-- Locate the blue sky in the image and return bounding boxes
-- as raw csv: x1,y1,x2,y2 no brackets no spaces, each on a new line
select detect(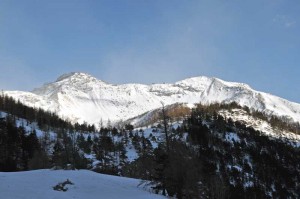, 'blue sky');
0,0,299,102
